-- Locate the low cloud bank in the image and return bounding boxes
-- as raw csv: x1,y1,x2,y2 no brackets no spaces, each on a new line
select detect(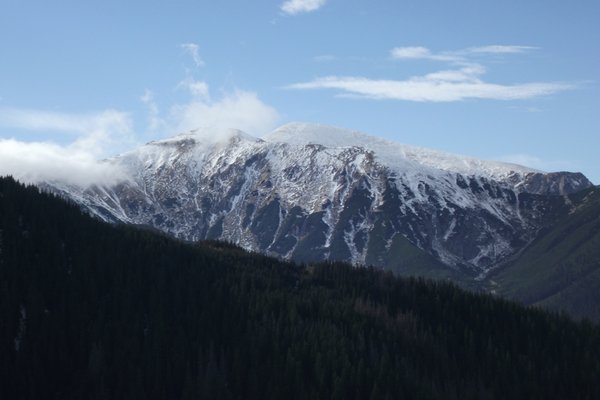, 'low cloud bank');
0,108,132,187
